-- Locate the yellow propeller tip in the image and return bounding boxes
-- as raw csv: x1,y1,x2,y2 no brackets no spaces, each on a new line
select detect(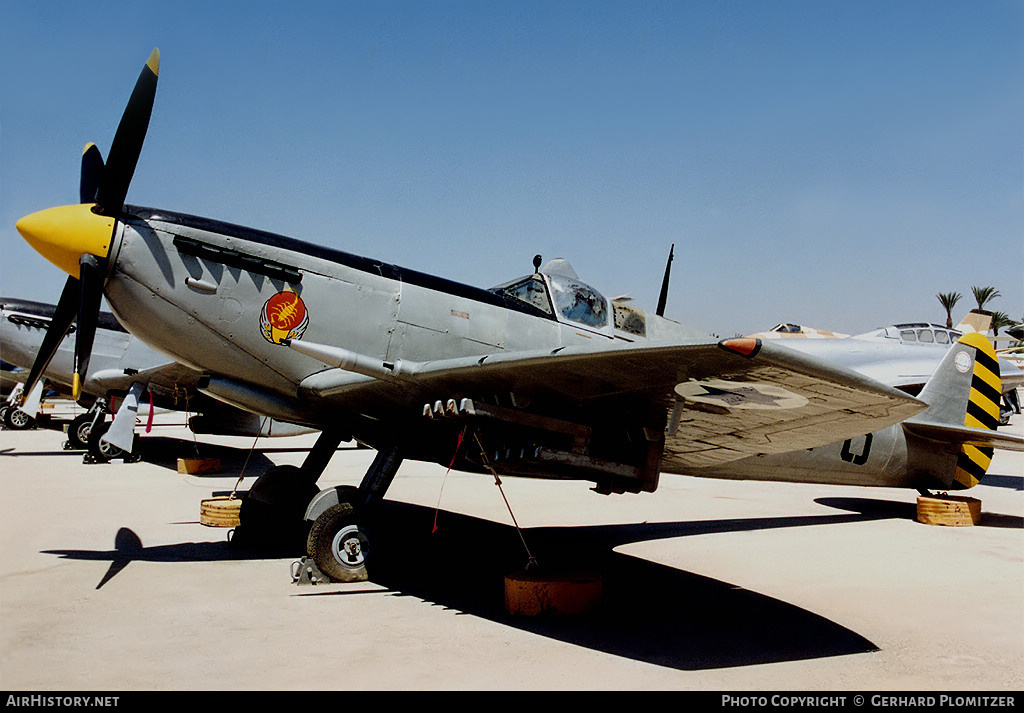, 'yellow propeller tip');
147,48,160,76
